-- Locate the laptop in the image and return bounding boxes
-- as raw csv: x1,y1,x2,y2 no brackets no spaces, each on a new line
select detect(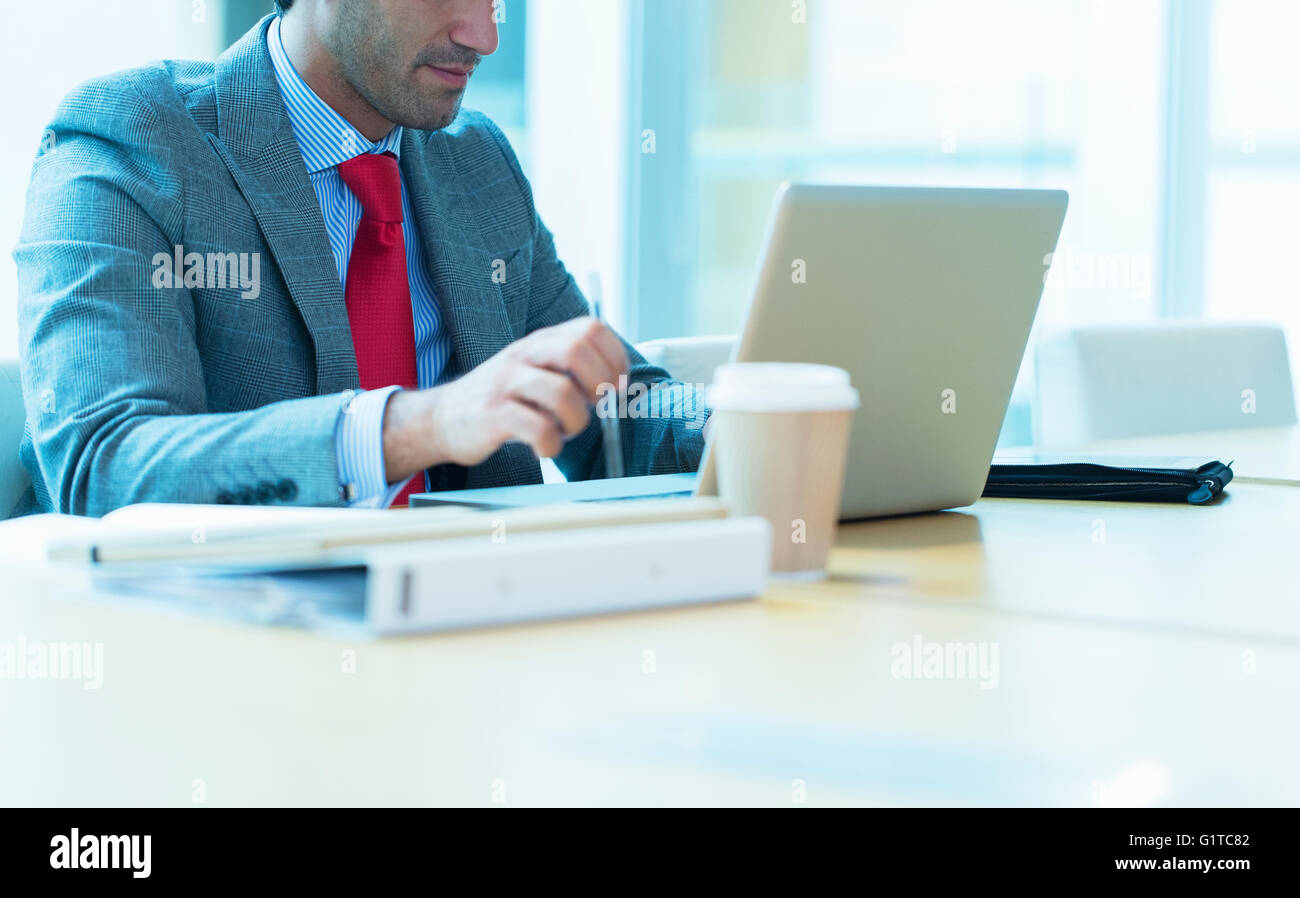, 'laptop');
413,183,1069,519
